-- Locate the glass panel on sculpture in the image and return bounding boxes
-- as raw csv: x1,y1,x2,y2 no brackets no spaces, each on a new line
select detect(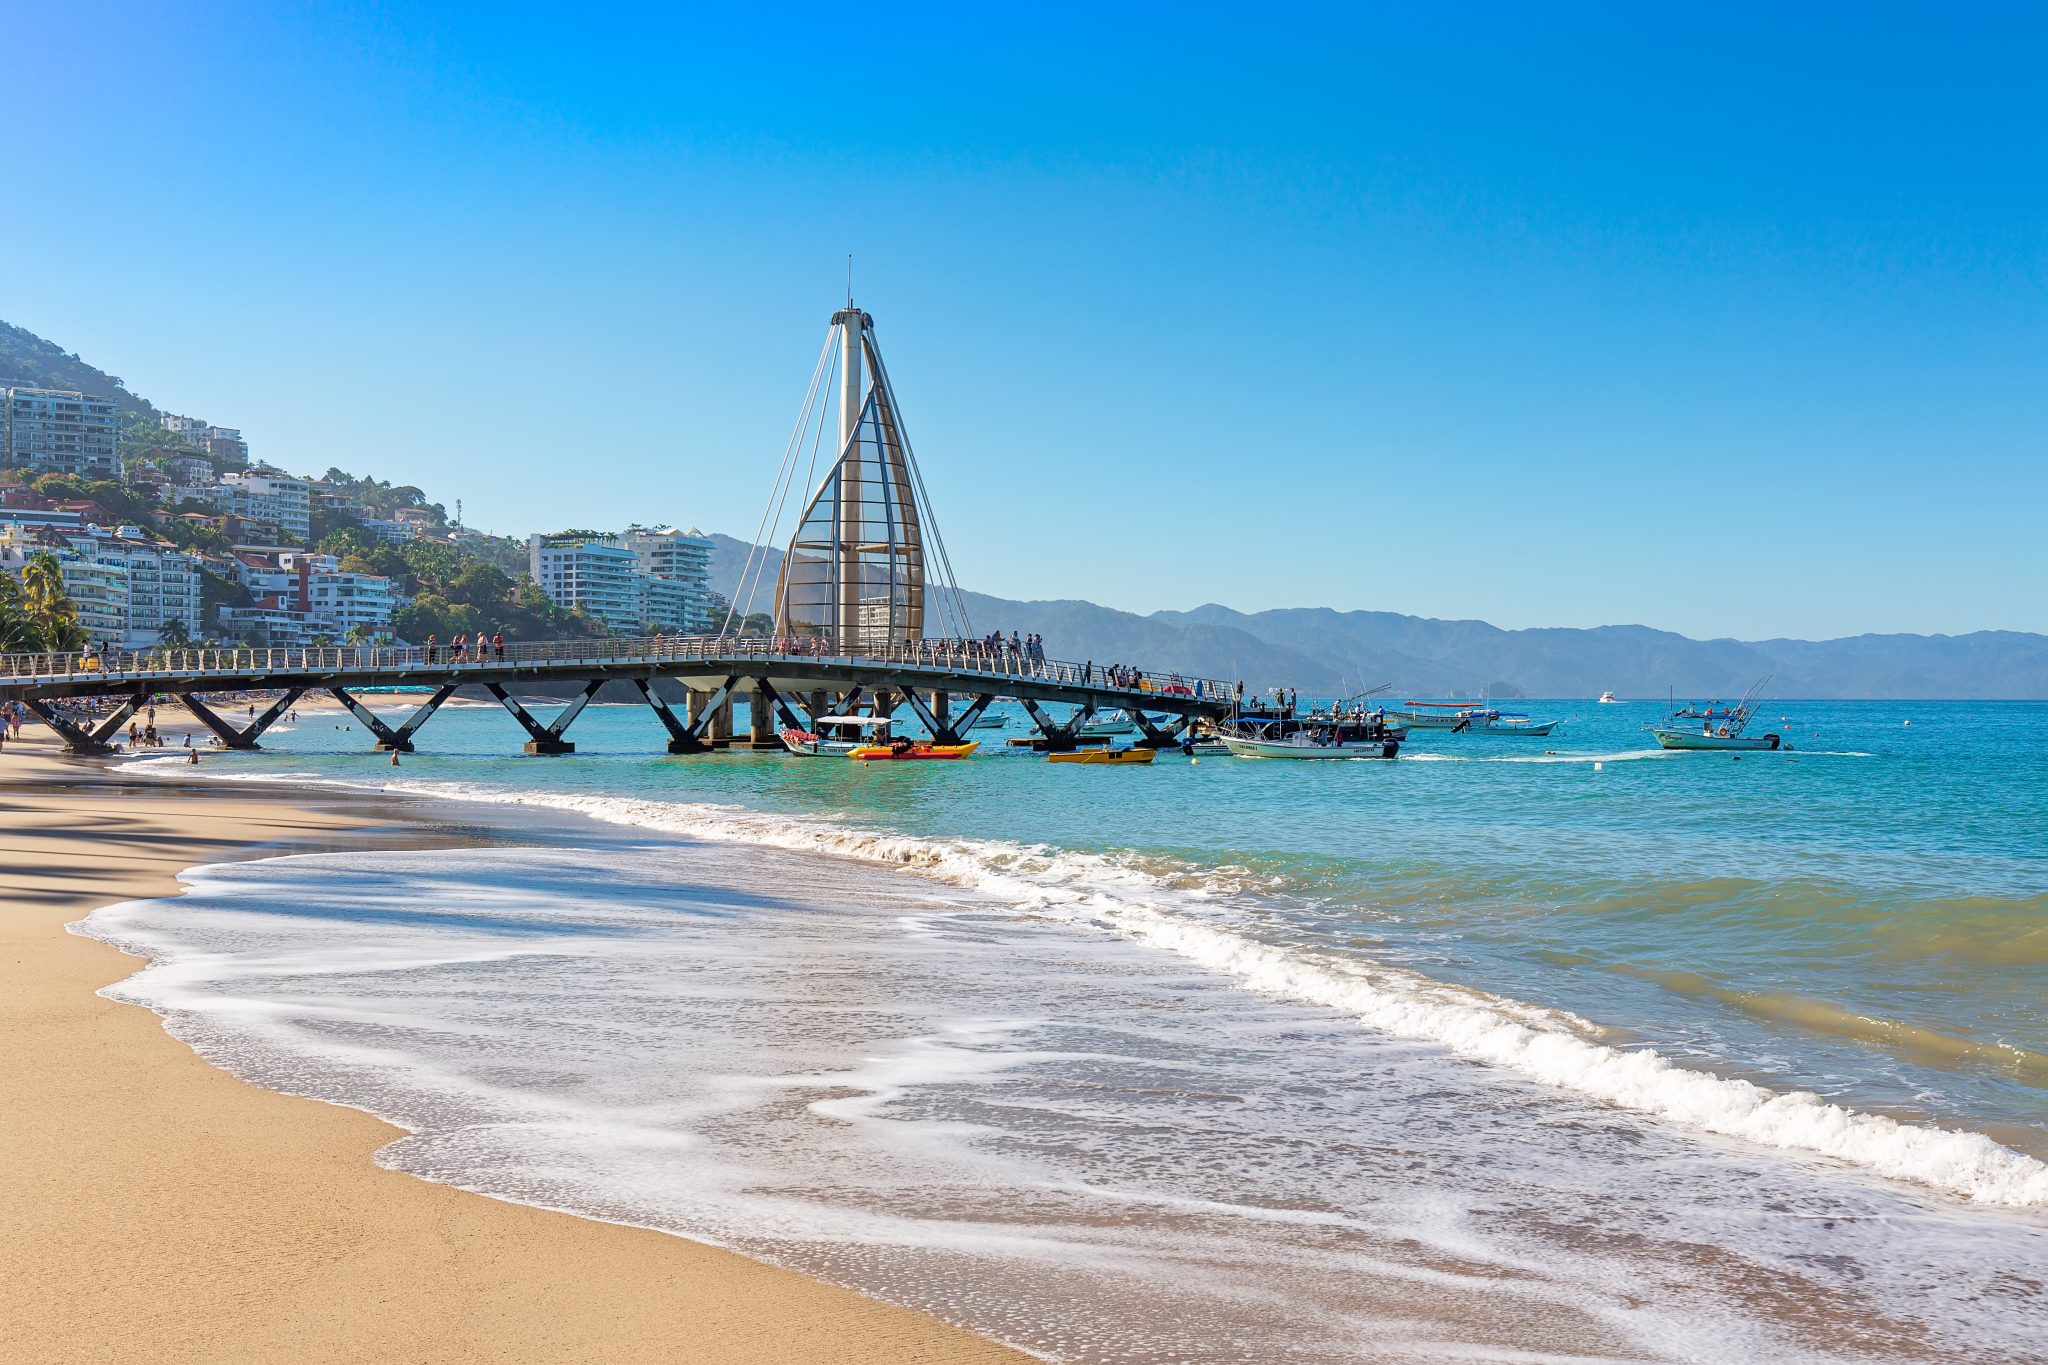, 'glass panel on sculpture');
773,384,923,649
